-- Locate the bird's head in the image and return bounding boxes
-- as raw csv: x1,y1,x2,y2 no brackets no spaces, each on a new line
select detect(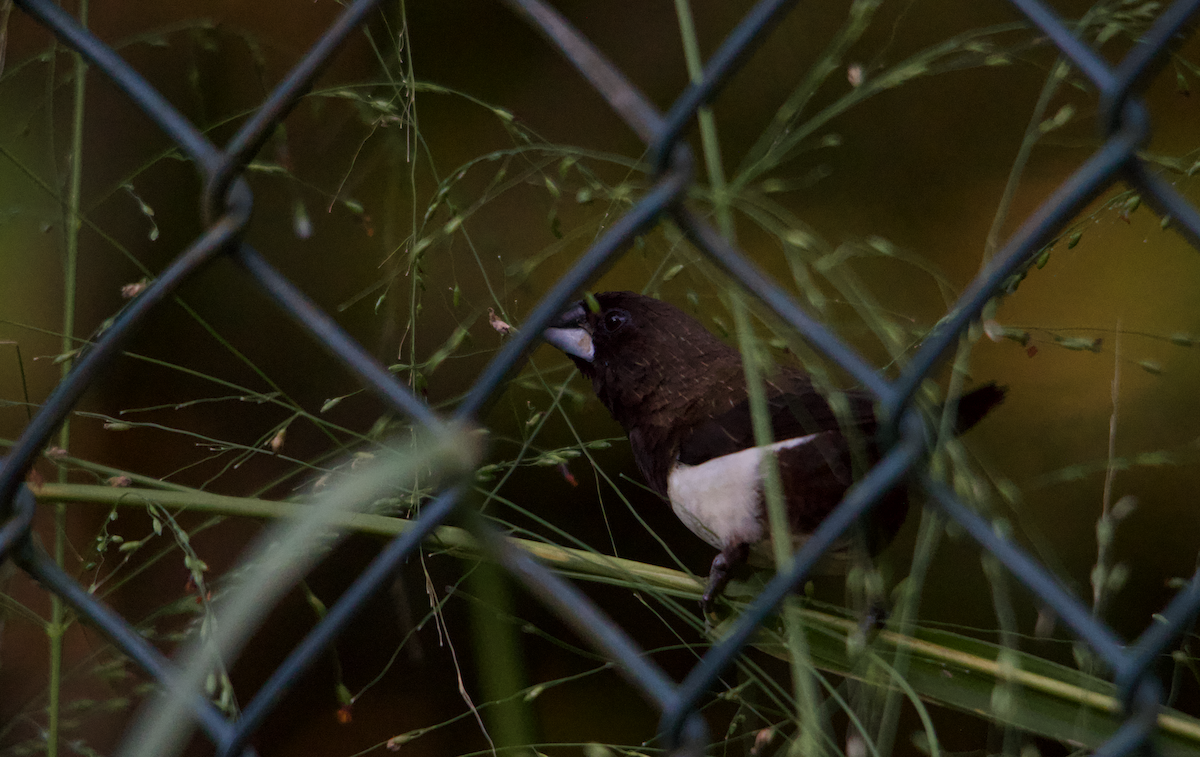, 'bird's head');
542,291,743,429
